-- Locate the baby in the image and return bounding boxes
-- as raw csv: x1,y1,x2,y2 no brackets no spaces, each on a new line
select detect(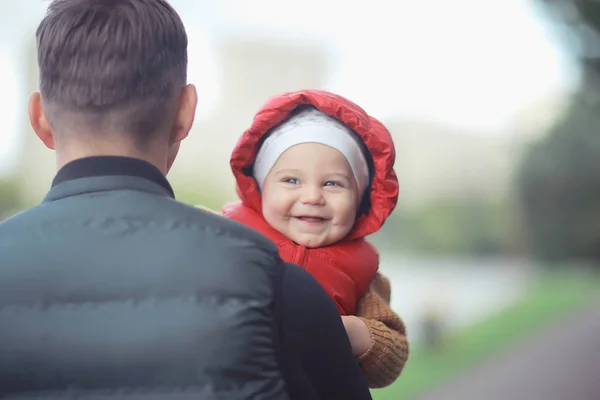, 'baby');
222,89,409,388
